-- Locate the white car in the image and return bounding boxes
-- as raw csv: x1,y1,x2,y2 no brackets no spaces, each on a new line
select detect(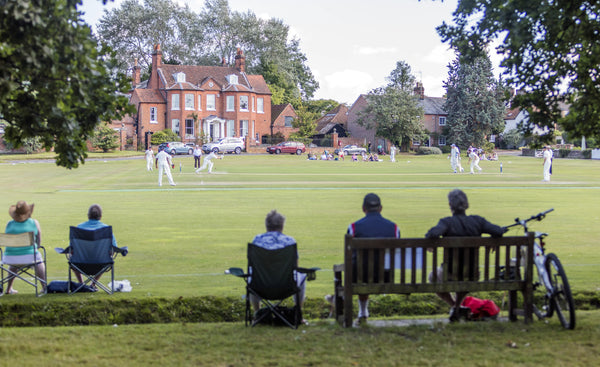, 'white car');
202,137,245,154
